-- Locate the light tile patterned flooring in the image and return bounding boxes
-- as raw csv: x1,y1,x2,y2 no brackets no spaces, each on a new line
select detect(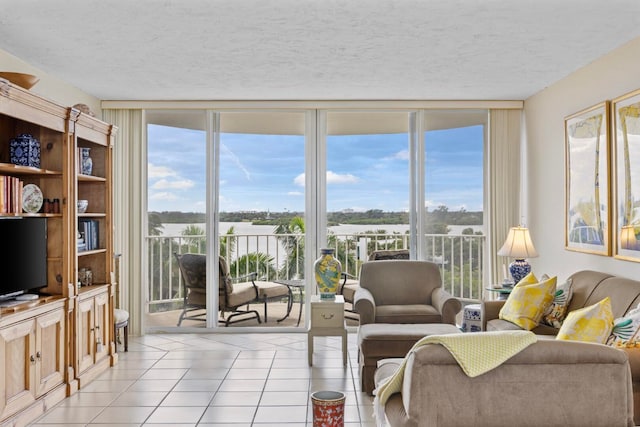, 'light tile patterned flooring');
30,332,376,426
